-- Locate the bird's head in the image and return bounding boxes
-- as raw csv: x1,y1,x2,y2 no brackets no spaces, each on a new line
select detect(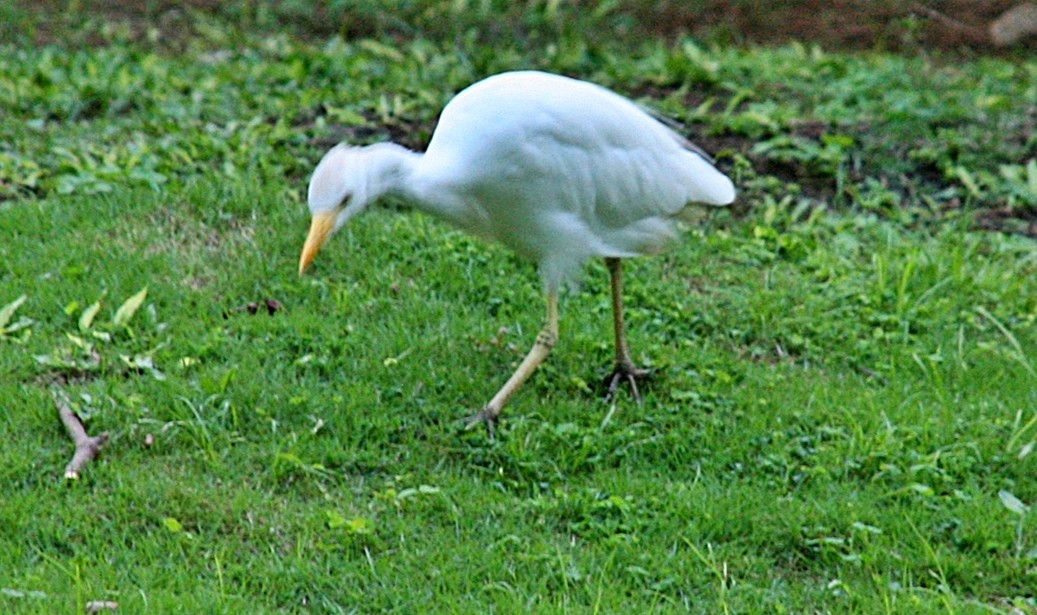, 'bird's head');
298,144,379,275
299,143,415,274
